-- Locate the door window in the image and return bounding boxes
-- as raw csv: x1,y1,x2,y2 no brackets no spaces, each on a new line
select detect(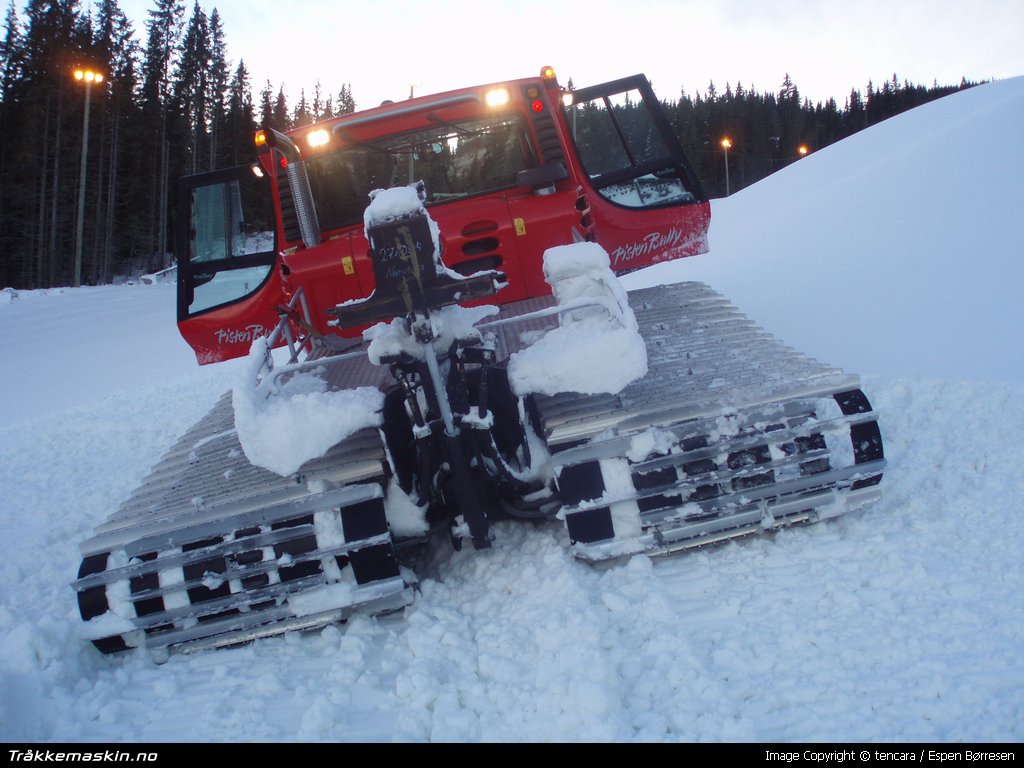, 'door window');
566,80,699,209
178,166,277,317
